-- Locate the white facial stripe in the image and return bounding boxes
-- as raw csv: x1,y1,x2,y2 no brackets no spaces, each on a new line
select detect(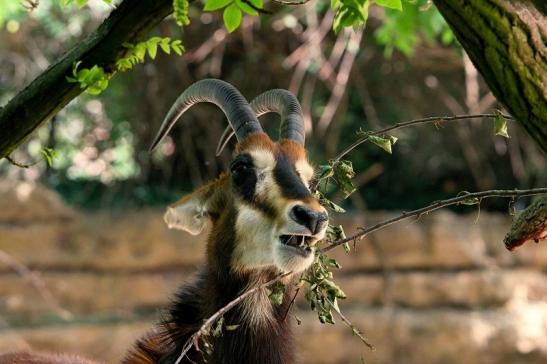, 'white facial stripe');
248,149,275,170
233,205,277,270
295,159,314,185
